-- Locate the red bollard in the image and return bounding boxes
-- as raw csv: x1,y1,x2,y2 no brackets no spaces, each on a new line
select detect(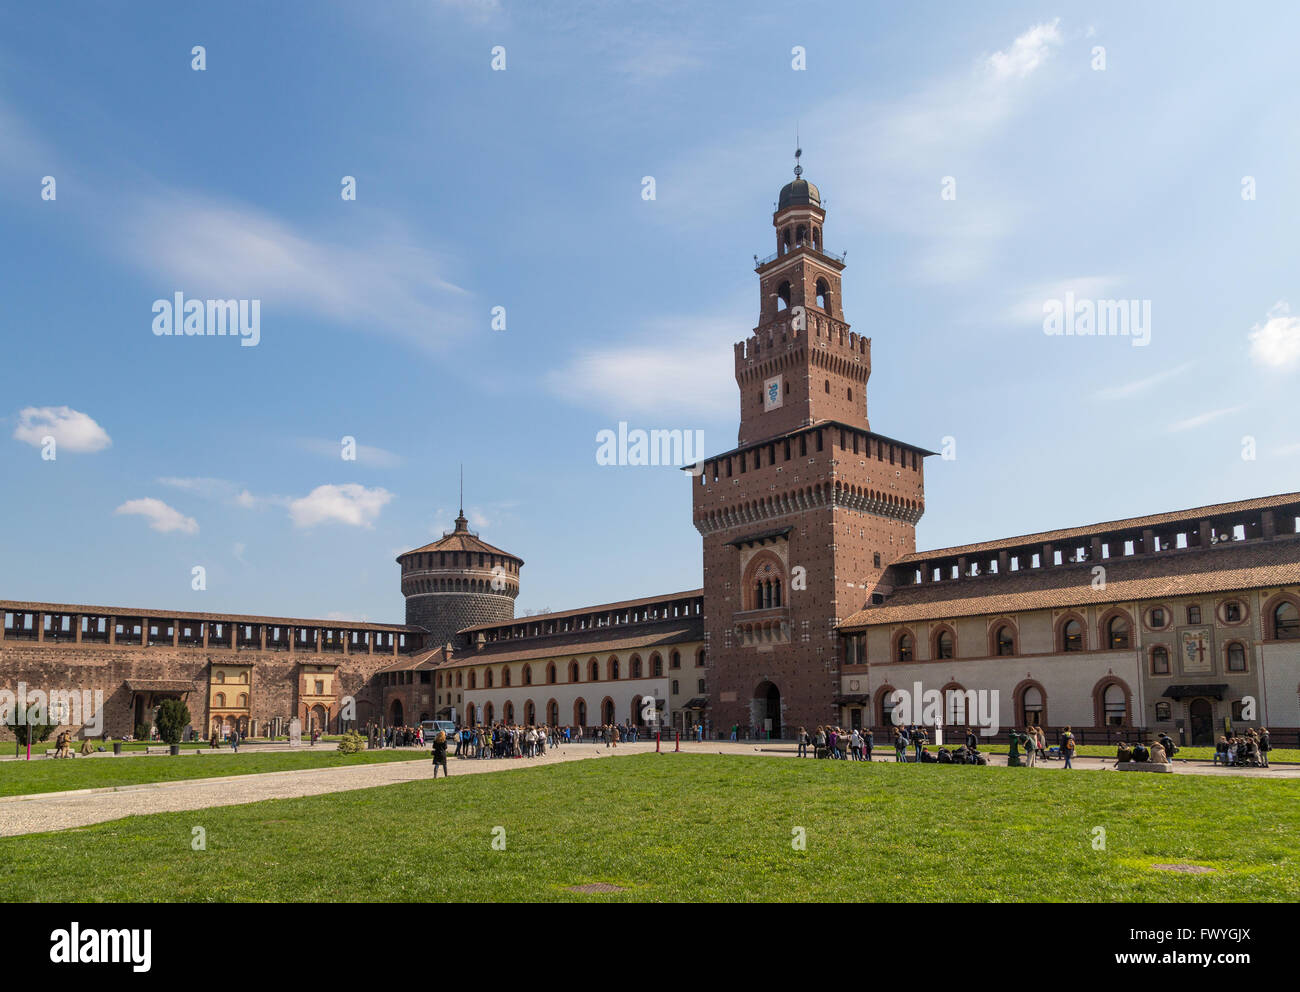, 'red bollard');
675,731,680,752
656,731,661,753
